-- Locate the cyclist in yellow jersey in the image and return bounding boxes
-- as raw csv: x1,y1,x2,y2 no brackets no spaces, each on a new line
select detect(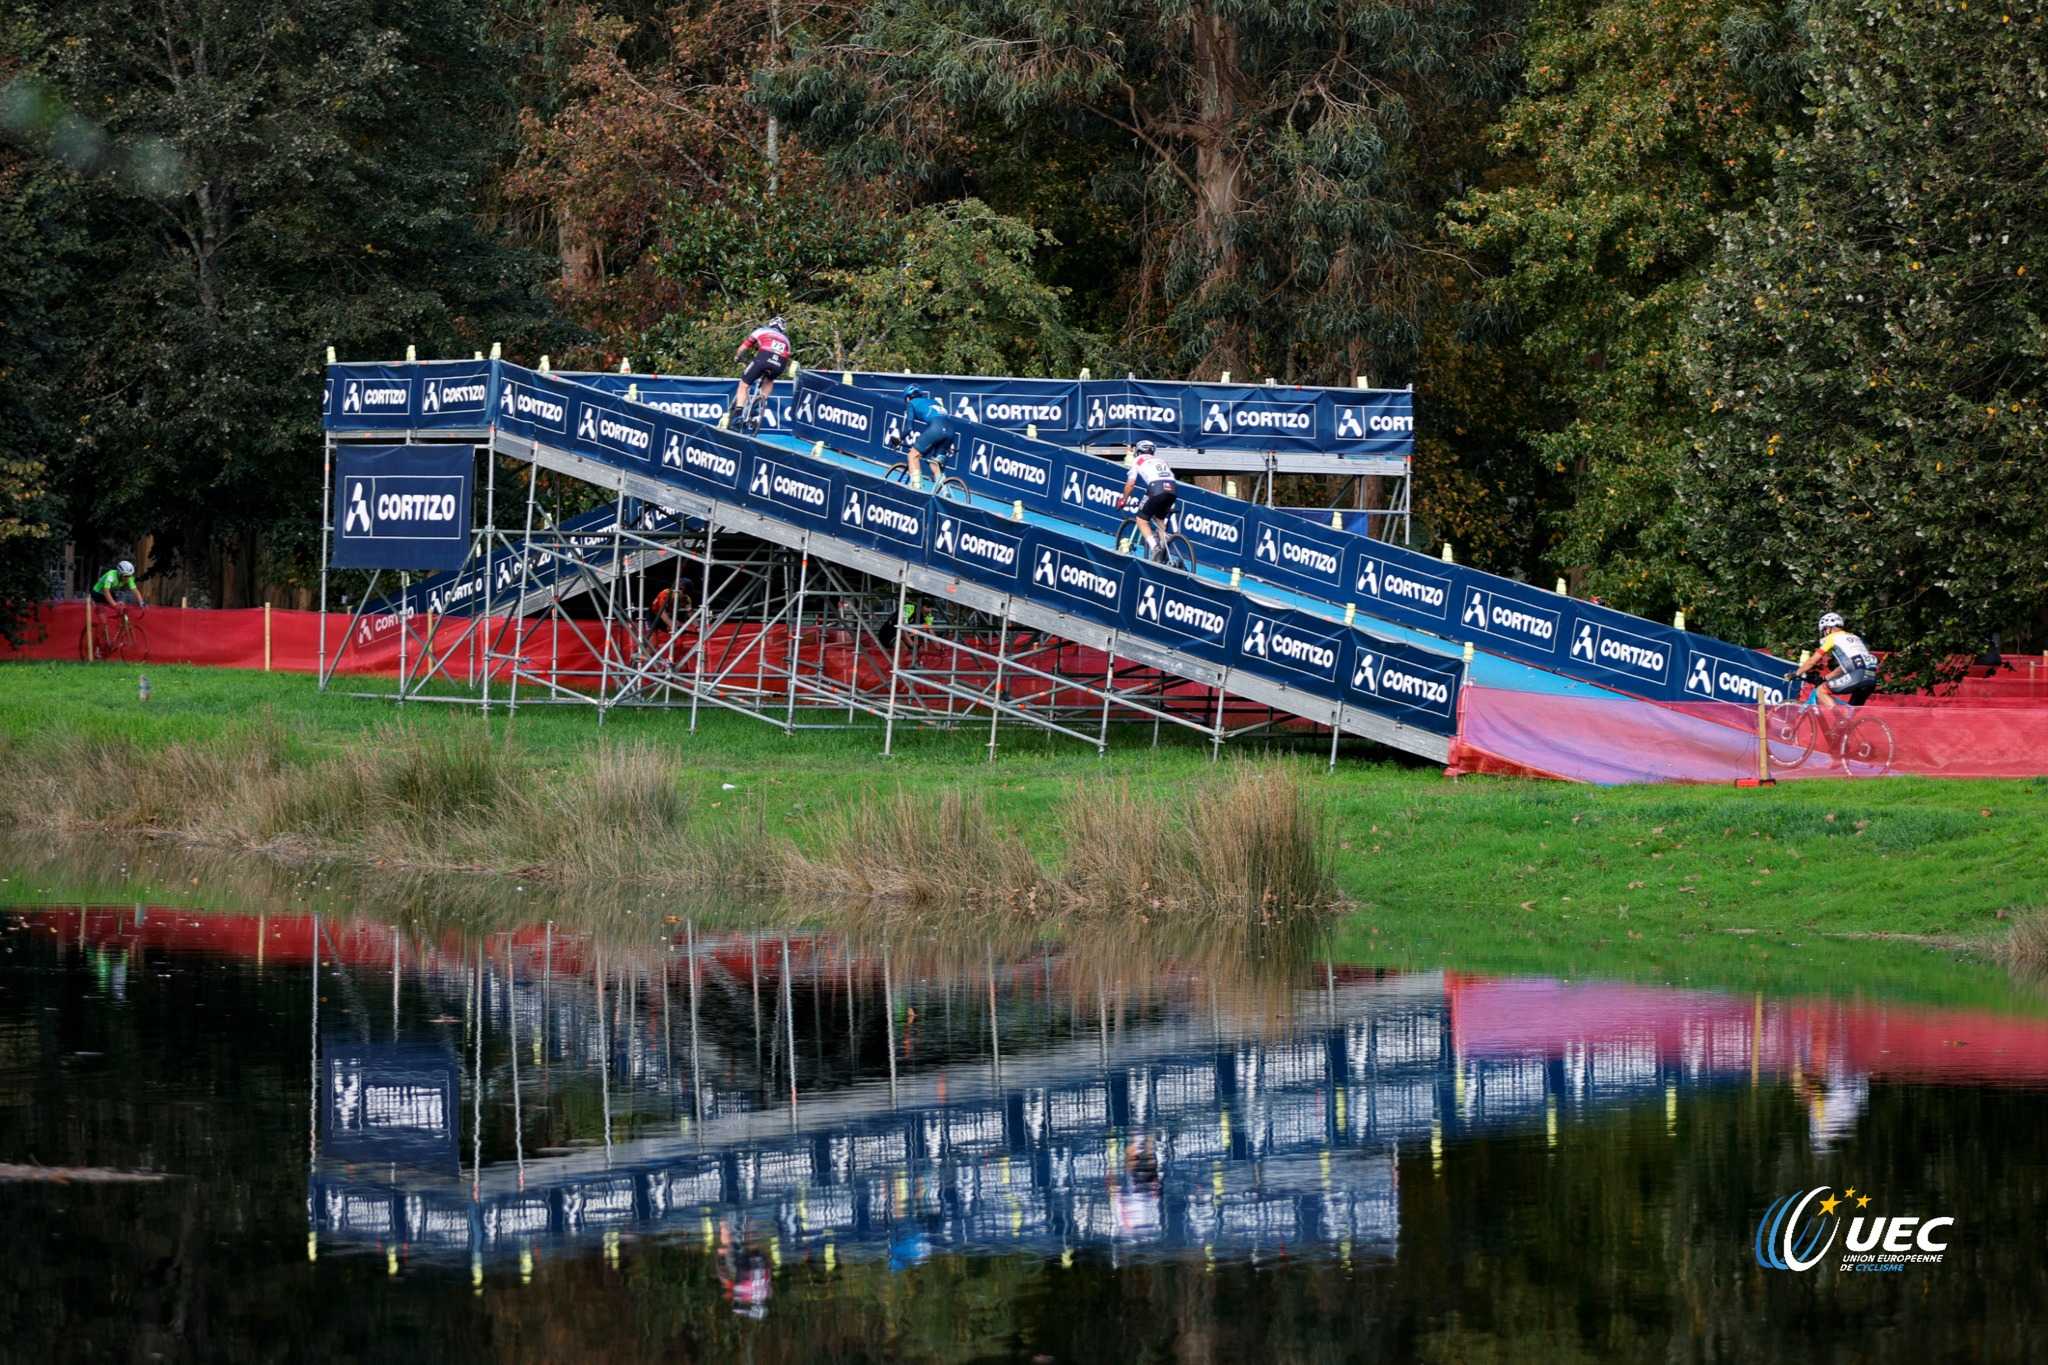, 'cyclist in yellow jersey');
1803,611,1878,713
